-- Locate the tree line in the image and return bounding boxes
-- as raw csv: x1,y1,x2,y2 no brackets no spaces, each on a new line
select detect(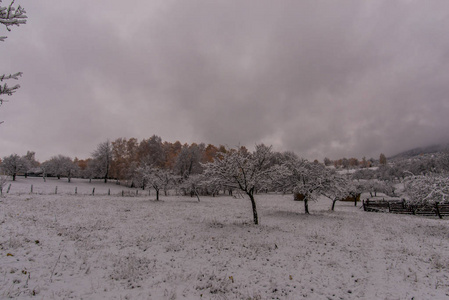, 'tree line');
1,137,449,225
0,136,225,183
